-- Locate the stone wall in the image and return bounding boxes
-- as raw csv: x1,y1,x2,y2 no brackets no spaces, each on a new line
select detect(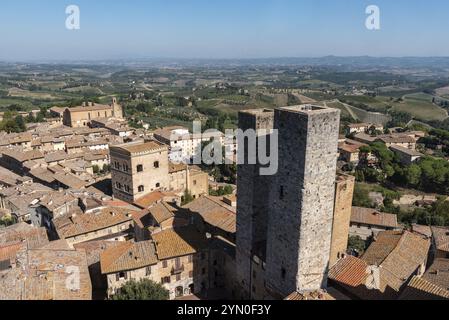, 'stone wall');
235,109,274,299
265,106,340,296
329,174,355,267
